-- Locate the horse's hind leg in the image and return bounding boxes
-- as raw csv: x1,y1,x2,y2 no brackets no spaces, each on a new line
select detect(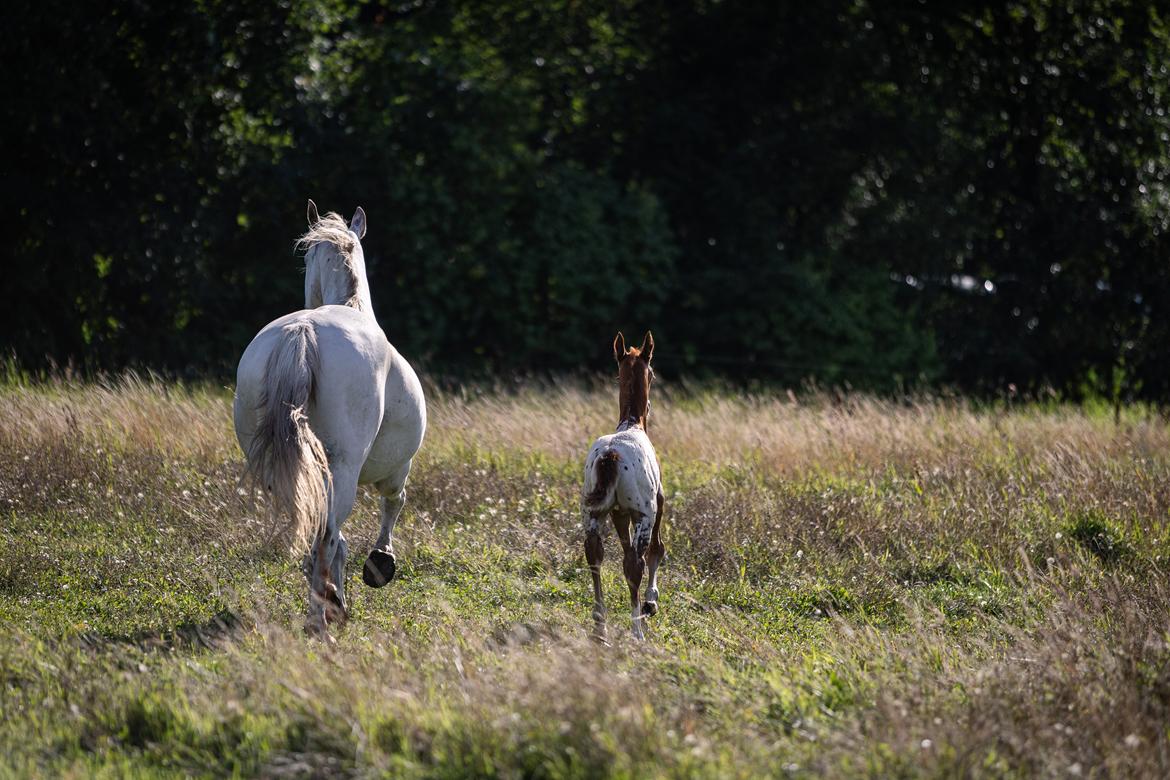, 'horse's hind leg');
306,465,359,636
584,510,607,641
364,461,412,588
614,512,645,640
642,492,665,618
328,529,349,618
